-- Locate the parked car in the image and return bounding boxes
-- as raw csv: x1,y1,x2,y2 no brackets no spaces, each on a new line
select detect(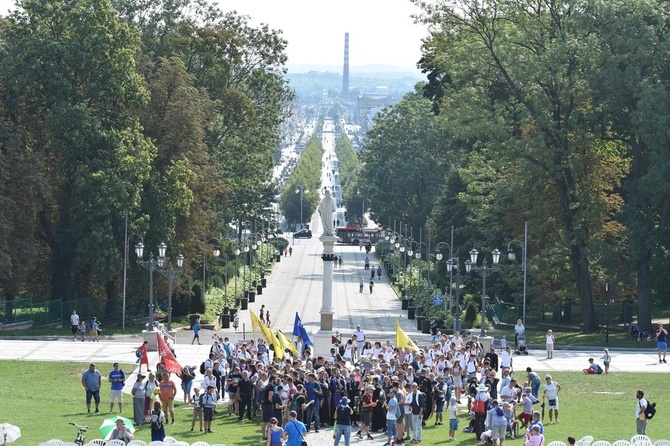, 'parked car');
293,229,313,239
